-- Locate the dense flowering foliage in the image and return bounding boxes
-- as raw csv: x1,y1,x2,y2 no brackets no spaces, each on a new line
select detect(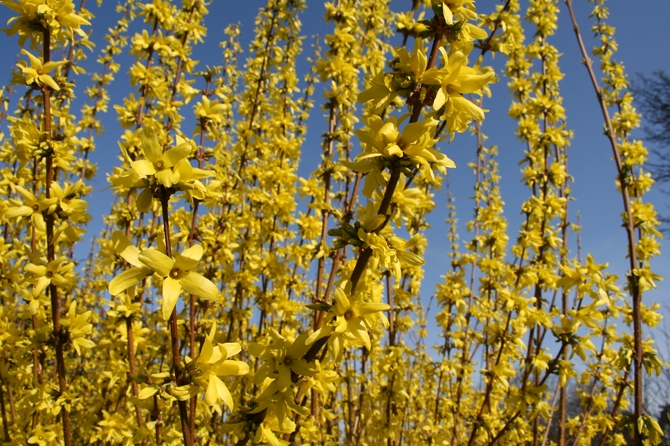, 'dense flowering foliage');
0,0,665,445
